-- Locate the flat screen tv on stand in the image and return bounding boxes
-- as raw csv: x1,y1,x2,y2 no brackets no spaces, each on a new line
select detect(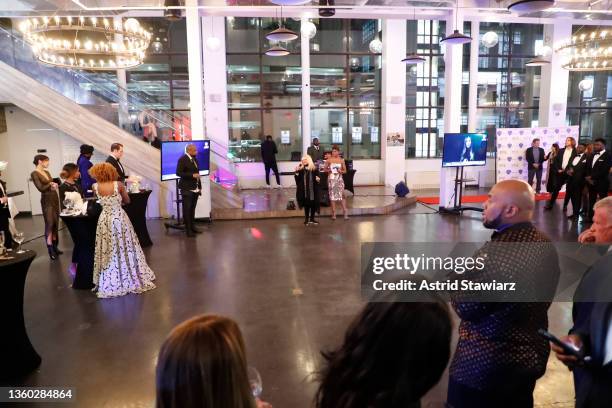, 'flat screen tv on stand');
439,133,487,215
160,140,211,230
